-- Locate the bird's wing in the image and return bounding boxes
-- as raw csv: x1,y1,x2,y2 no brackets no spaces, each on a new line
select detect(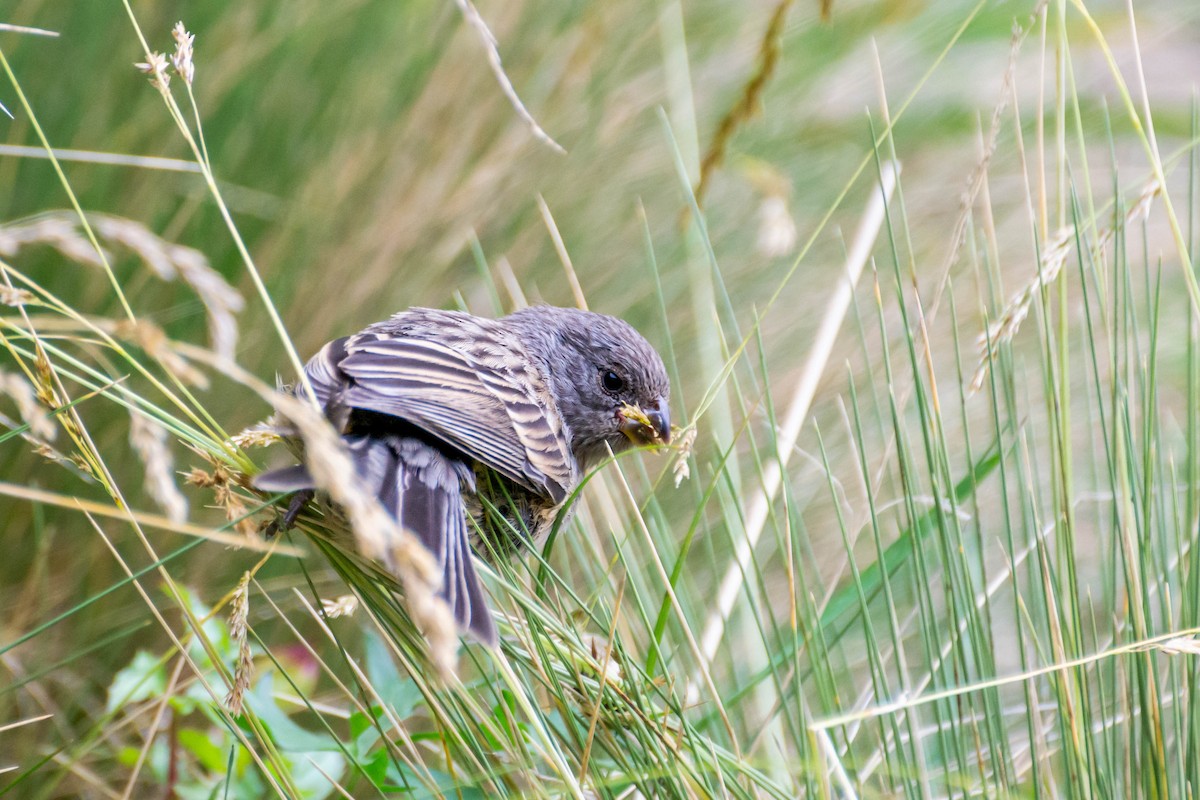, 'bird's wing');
325,323,574,504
